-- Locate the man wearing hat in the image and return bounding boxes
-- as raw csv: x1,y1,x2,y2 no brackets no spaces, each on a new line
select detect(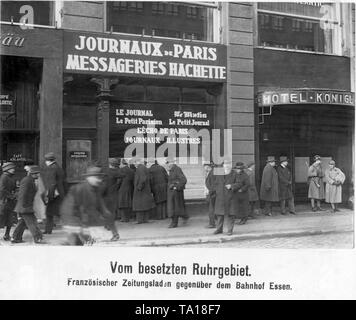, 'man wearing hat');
233,162,250,225
0,162,17,241
132,158,155,224
166,157,188,228
260,156,279,216
277,156,296,215
203,161,216,228
60,165,120,245
149,158,168,220
324,160,345,213
245,162,260,219
12,166,43,244
117,158,134,222
308,155,325,211
102,158,120,220
41,152,65,234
